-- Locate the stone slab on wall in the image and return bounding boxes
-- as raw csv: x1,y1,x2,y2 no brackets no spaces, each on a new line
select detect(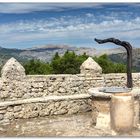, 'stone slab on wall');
0,99,91,121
